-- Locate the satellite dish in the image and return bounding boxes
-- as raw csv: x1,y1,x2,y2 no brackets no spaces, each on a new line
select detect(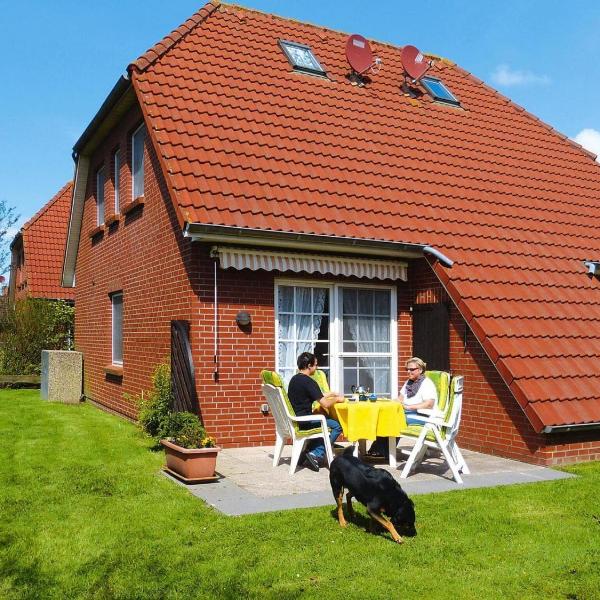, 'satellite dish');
346,34,374,74
401,45,431,82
